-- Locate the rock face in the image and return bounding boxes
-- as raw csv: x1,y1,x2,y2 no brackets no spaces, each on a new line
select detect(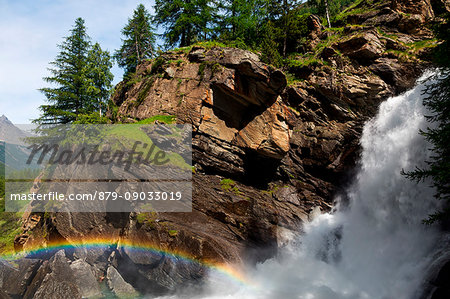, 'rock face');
340,0,439,35
115,46,290,162
7,0,447,297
